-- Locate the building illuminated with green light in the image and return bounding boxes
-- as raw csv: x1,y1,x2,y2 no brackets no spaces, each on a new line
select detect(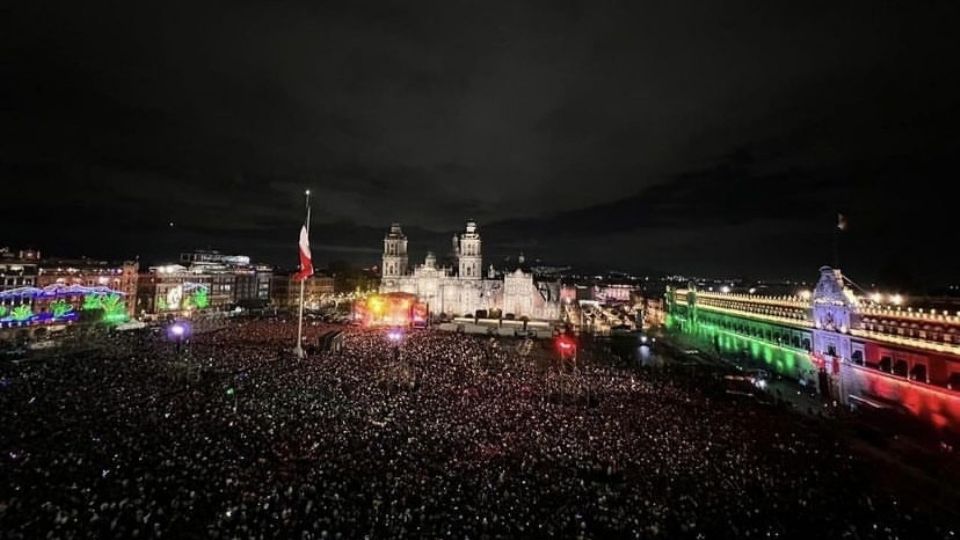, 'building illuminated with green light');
665,285,818,381
664,266,960,431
